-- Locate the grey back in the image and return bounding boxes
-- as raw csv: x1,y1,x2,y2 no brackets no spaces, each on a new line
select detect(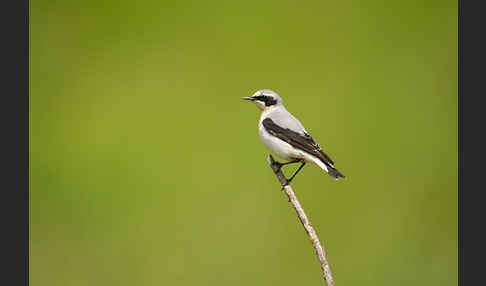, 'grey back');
266,105,308,135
